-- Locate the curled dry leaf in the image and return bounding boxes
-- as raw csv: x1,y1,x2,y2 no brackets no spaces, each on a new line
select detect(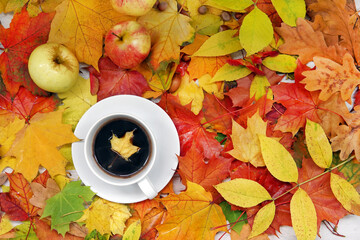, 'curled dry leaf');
29,178,60,211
